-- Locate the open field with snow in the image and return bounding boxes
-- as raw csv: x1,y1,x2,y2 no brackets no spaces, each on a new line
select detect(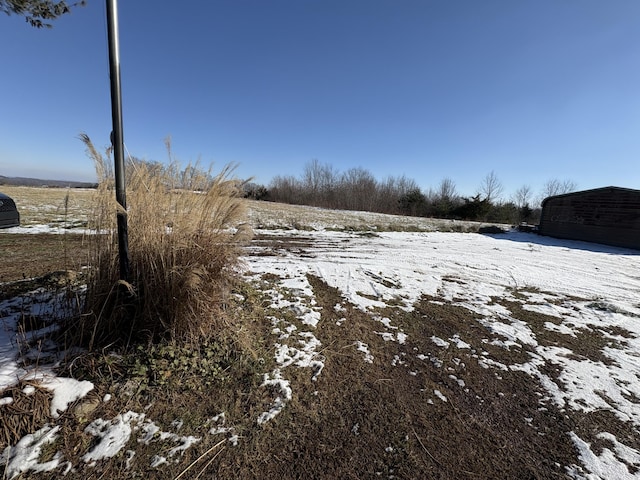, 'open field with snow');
0,186,507,233
1,187,640,478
